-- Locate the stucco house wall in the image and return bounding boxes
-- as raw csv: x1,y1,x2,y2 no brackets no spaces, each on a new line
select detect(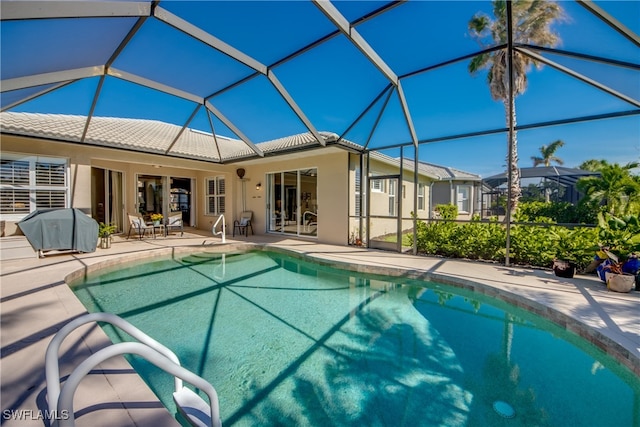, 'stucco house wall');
1,135,351,245
233,149,349,246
